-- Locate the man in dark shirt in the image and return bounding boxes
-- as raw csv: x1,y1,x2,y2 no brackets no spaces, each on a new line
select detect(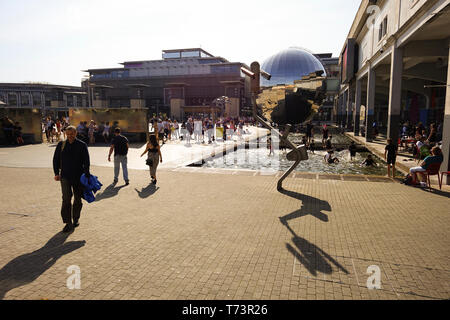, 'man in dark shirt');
53,126,90,233
108,127,129,185
384,138,398,178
